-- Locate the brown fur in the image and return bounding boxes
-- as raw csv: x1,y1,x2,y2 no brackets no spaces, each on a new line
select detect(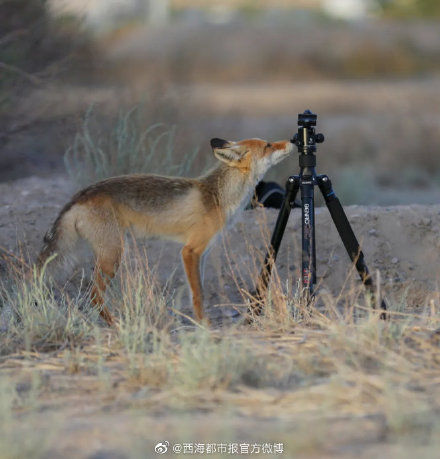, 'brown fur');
37,138,293,325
